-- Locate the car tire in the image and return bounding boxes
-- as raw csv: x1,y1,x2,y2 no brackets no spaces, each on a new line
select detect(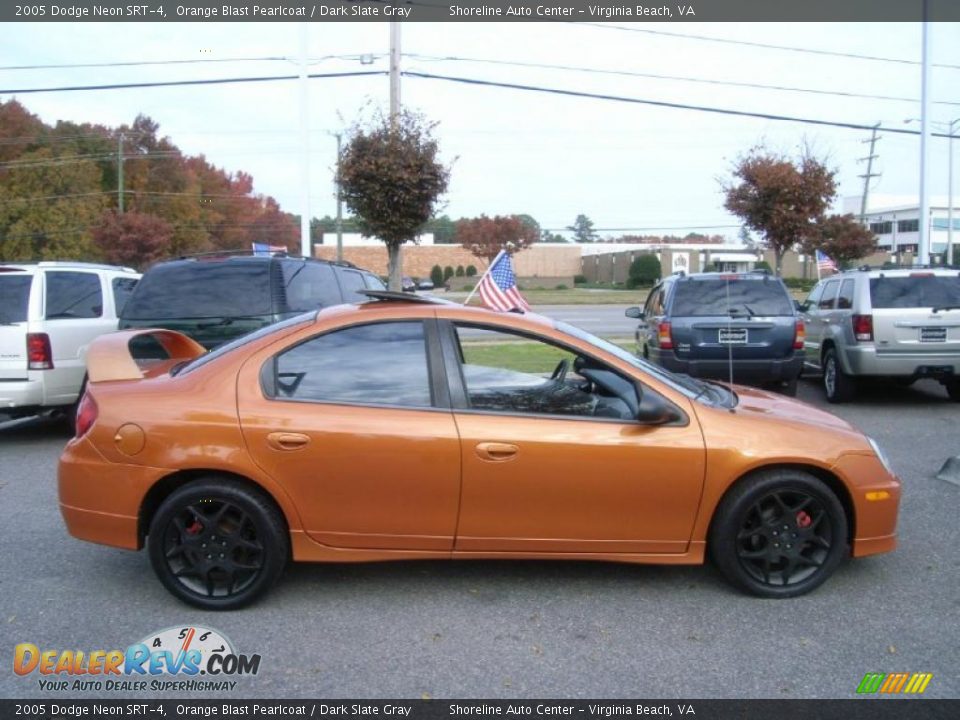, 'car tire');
148,479,288,610
710,469,847,598
946,381,960,402
822,348,855,403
